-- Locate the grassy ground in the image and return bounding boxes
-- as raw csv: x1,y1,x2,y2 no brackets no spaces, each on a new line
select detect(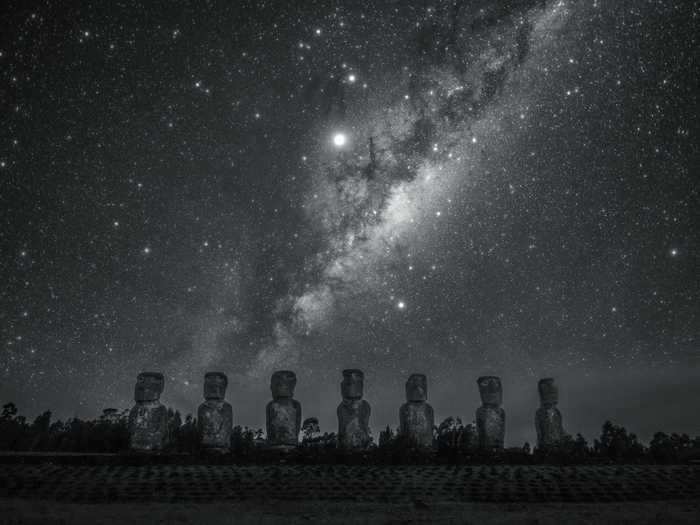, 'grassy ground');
2,464,699,503
2,464,699,523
